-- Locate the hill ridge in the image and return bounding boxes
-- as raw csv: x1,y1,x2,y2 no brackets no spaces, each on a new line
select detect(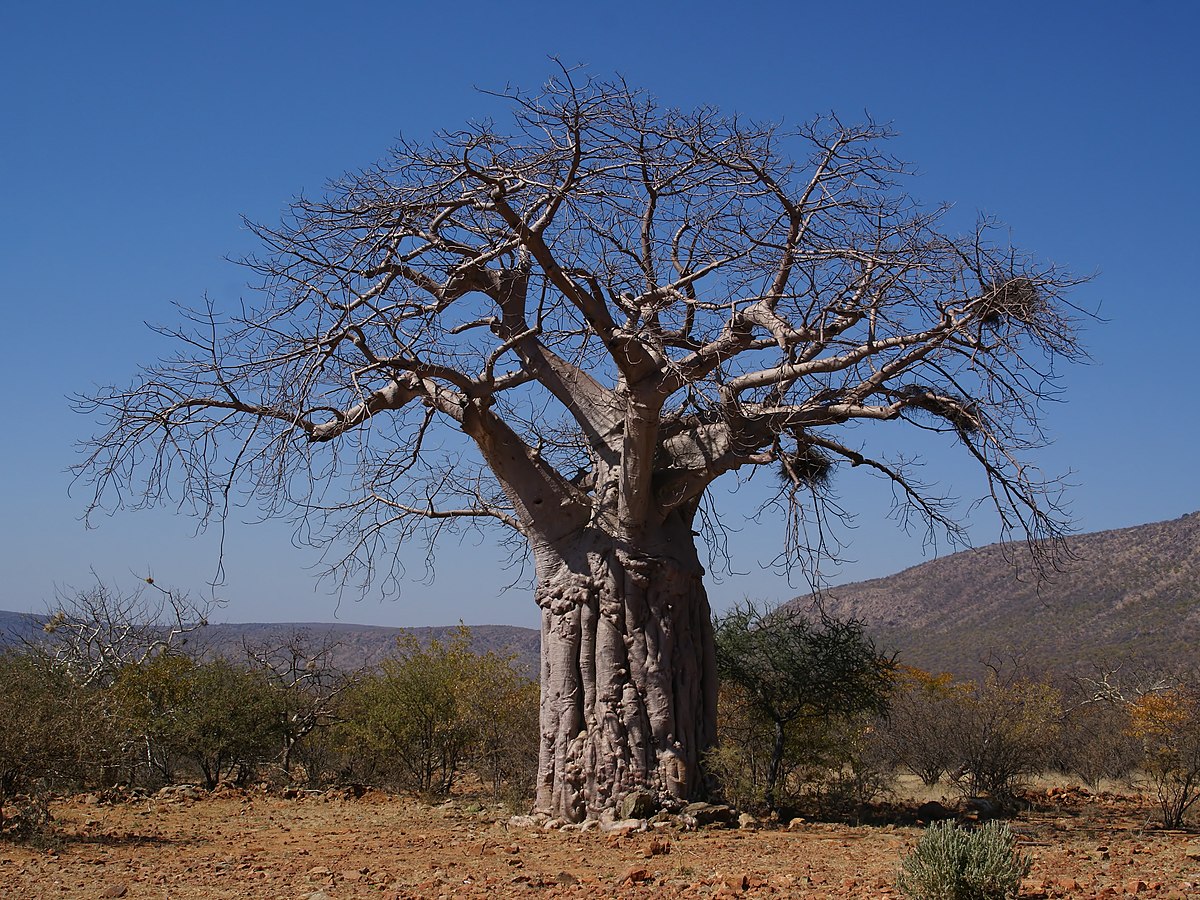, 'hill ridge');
792,511,1200,675
5,512,1197,678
